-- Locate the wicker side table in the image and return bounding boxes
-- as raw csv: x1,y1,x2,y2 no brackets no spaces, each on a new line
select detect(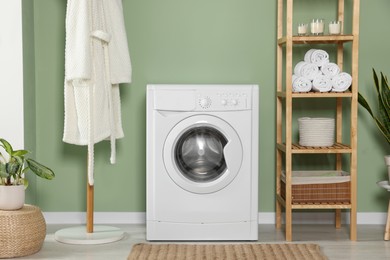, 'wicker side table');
0,204,46,258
